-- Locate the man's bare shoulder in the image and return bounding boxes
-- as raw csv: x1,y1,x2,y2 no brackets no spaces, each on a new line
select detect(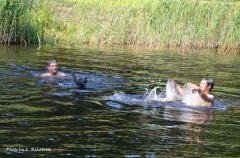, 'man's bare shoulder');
207,94,215,106
57,72,67,77
40,72,66,77
40,73,51,77
207,94,215,99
